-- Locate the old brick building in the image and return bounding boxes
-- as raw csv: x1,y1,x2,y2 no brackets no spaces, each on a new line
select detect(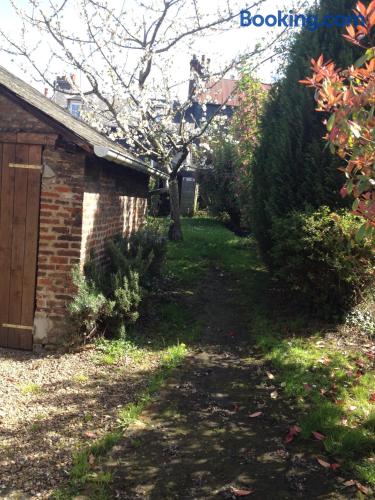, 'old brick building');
0,66,167,350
